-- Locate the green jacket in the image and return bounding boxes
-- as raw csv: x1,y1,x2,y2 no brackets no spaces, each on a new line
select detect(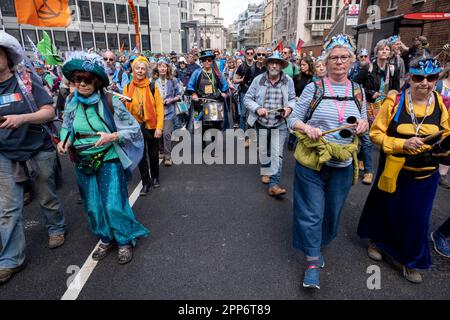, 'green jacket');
293,131,360,185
